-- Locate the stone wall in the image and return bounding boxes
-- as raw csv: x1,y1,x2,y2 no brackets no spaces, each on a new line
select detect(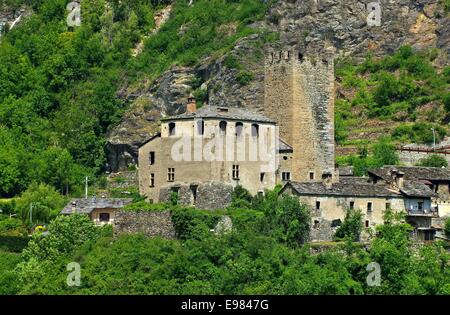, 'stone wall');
159,181,233,210
398,150,450,166
114,210,176,239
